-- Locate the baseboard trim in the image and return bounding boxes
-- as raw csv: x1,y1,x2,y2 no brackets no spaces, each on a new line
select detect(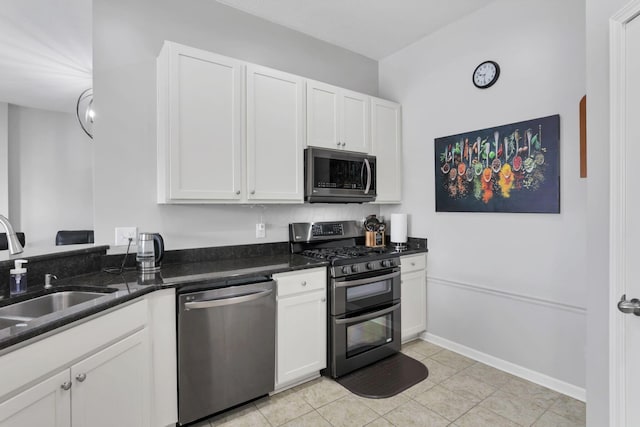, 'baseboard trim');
421,332,586,402
427,276,587,315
